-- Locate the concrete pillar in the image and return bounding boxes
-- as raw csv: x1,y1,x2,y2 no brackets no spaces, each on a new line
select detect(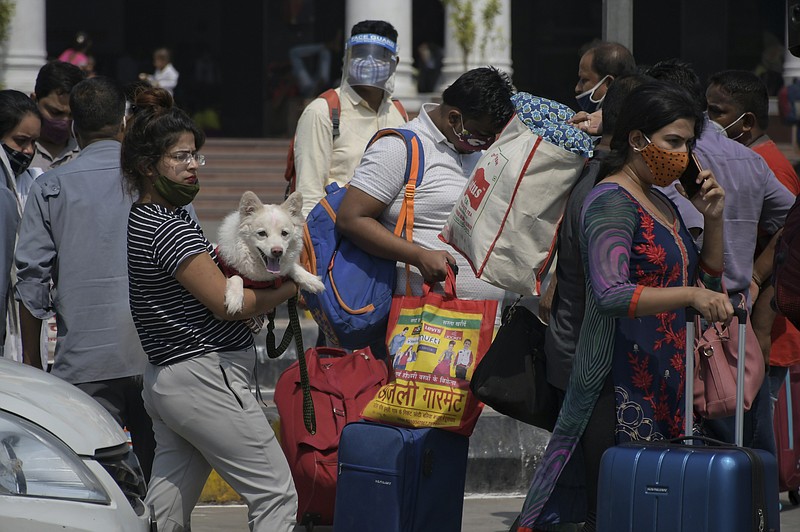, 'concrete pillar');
785,2,800,82
345,0,416,101
1,0,47,94
438,0,512,92
602,0,633,52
